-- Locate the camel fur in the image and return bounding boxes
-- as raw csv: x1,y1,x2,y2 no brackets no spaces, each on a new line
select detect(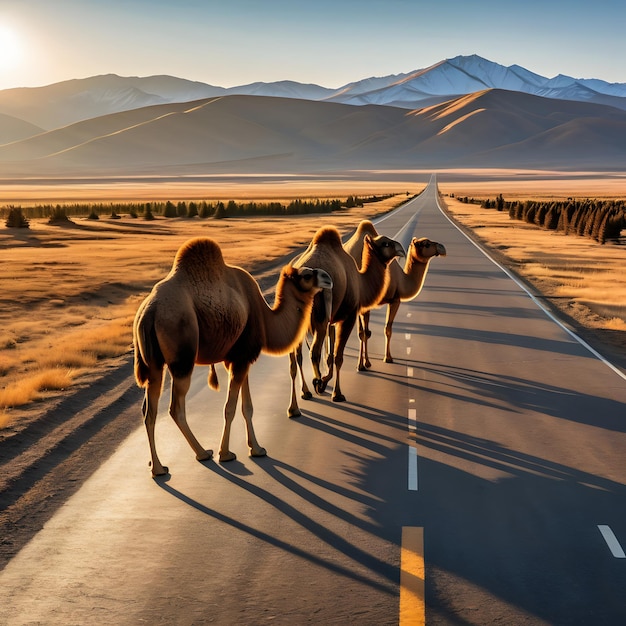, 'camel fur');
344,220,446,367
288,225,404,417
134,237,332,475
